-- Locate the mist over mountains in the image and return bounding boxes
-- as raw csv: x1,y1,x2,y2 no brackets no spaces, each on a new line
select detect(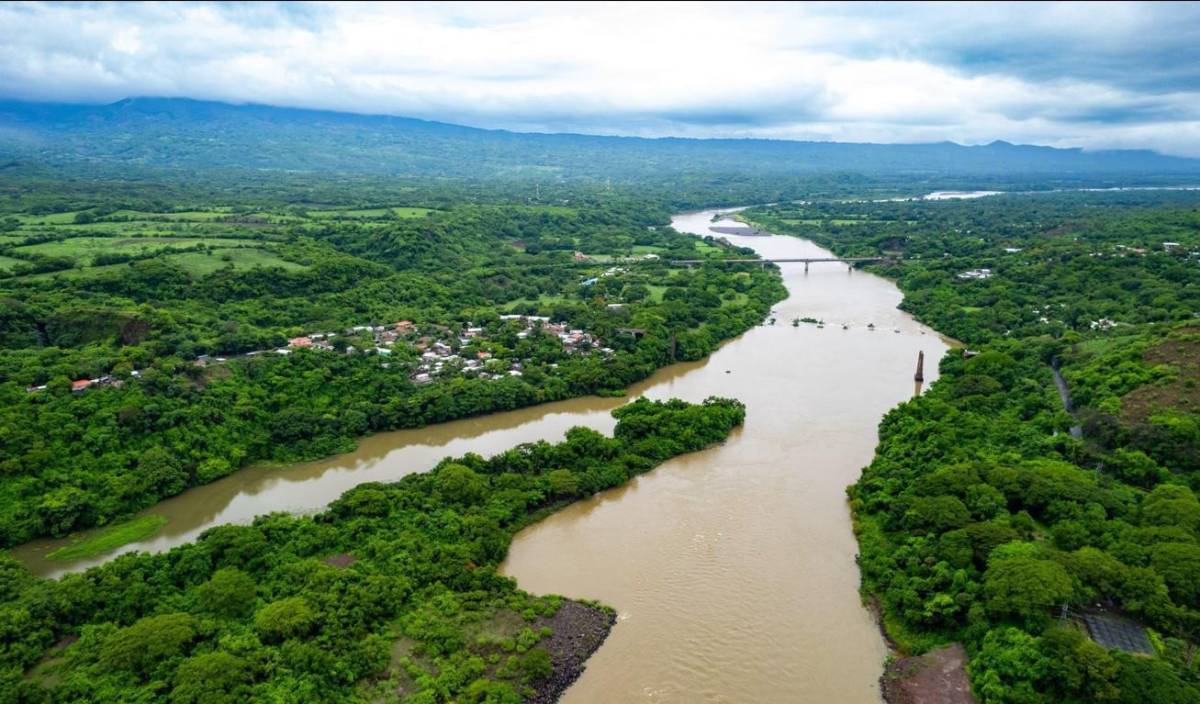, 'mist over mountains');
2,97,1199,181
